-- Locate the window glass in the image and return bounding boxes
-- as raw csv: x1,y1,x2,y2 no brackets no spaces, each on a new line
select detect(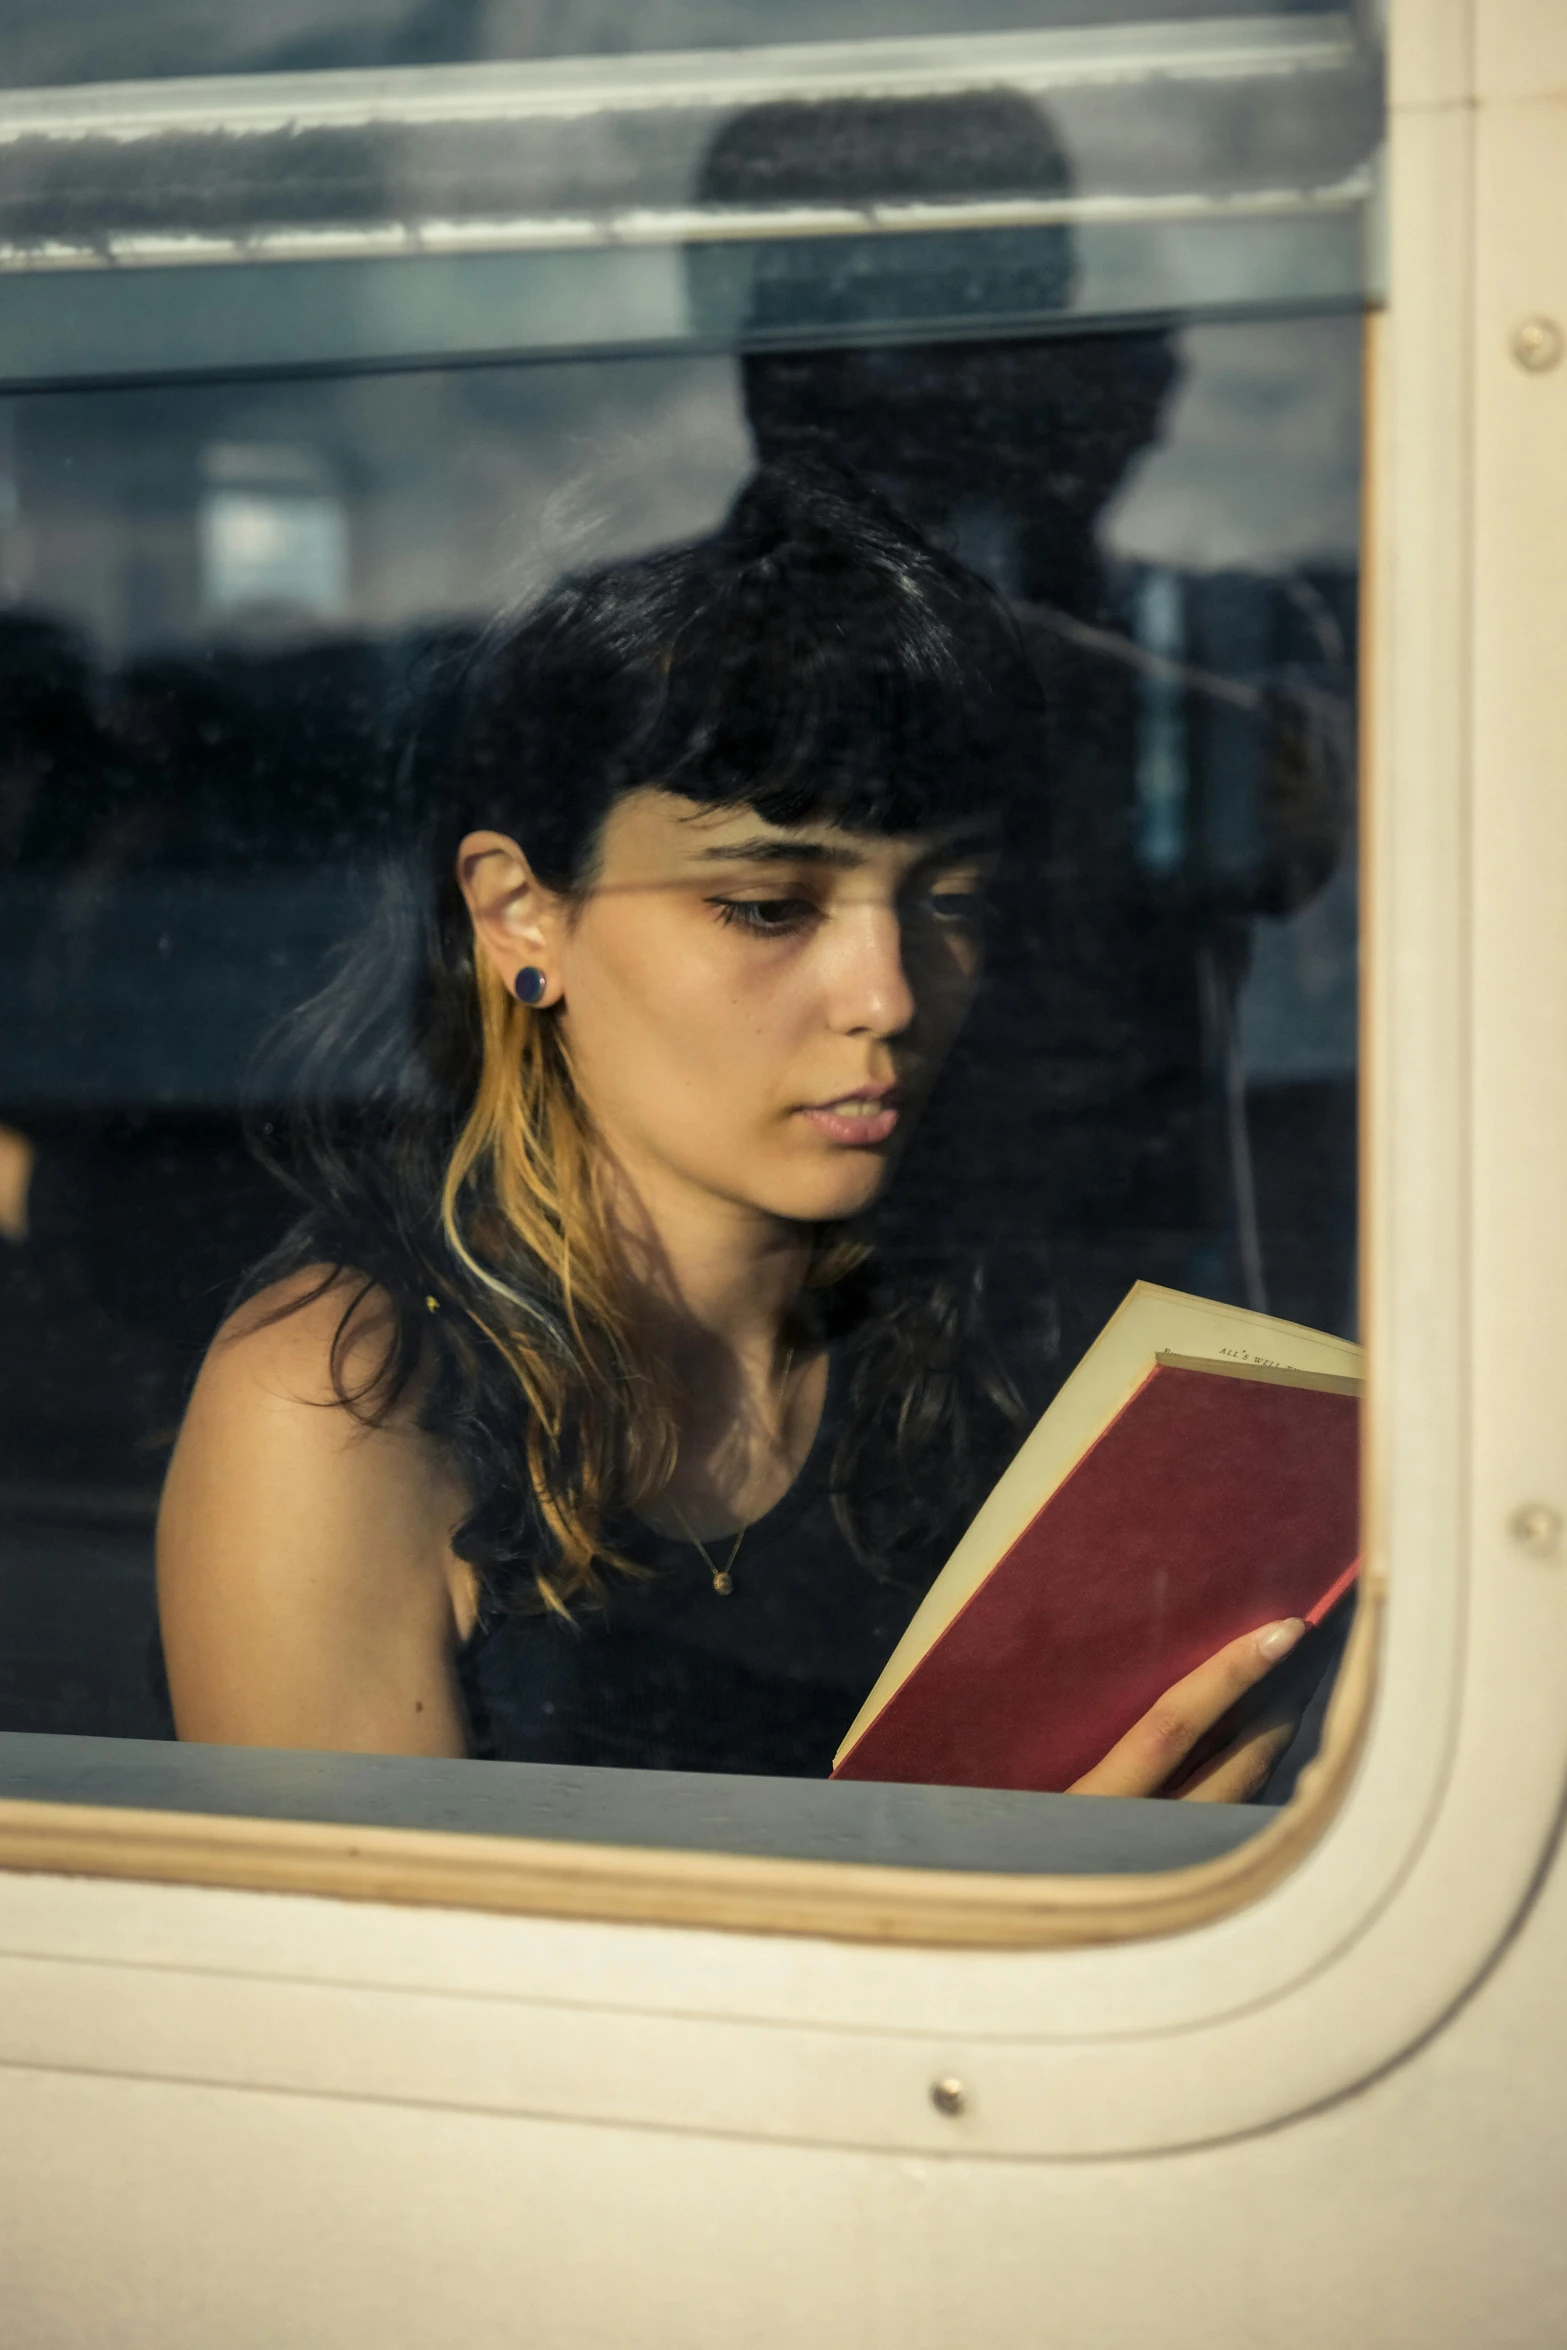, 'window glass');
0,9,1372,1882
0,15,1380,379
3,0,1348,90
